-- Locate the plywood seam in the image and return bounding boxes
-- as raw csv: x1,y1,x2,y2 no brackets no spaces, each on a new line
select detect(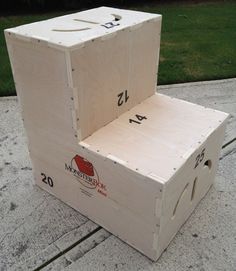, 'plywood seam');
79,142,162,190
65,50,80,138
156,183,167,255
